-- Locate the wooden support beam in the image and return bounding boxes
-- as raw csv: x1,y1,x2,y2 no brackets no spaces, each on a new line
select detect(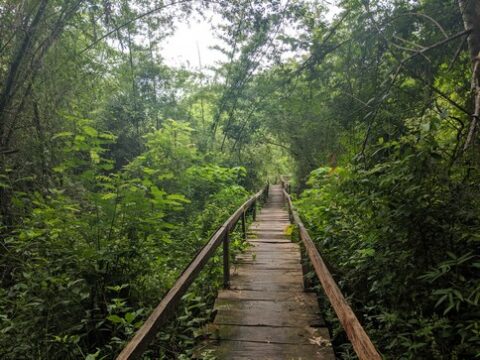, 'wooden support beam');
223,232,230,289
241,210,247,241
